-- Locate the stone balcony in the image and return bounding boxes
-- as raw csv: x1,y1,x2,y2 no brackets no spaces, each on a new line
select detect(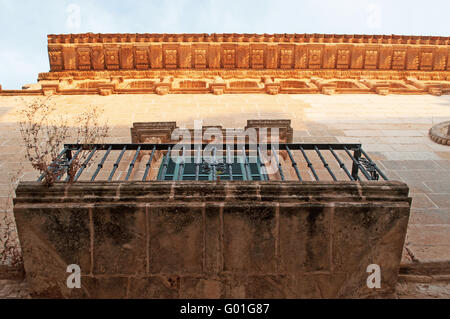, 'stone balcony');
13,180,411,299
